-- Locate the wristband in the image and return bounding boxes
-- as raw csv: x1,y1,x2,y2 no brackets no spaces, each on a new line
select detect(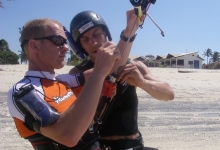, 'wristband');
120,30,137,42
